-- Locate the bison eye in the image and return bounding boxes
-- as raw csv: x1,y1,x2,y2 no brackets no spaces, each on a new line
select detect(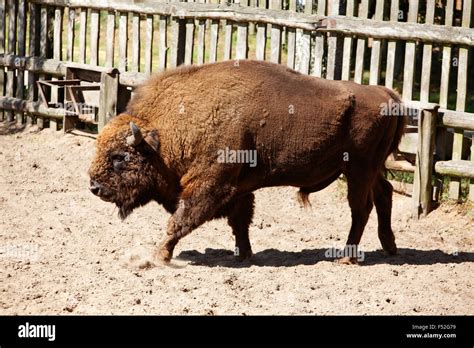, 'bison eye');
110,152,130,172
